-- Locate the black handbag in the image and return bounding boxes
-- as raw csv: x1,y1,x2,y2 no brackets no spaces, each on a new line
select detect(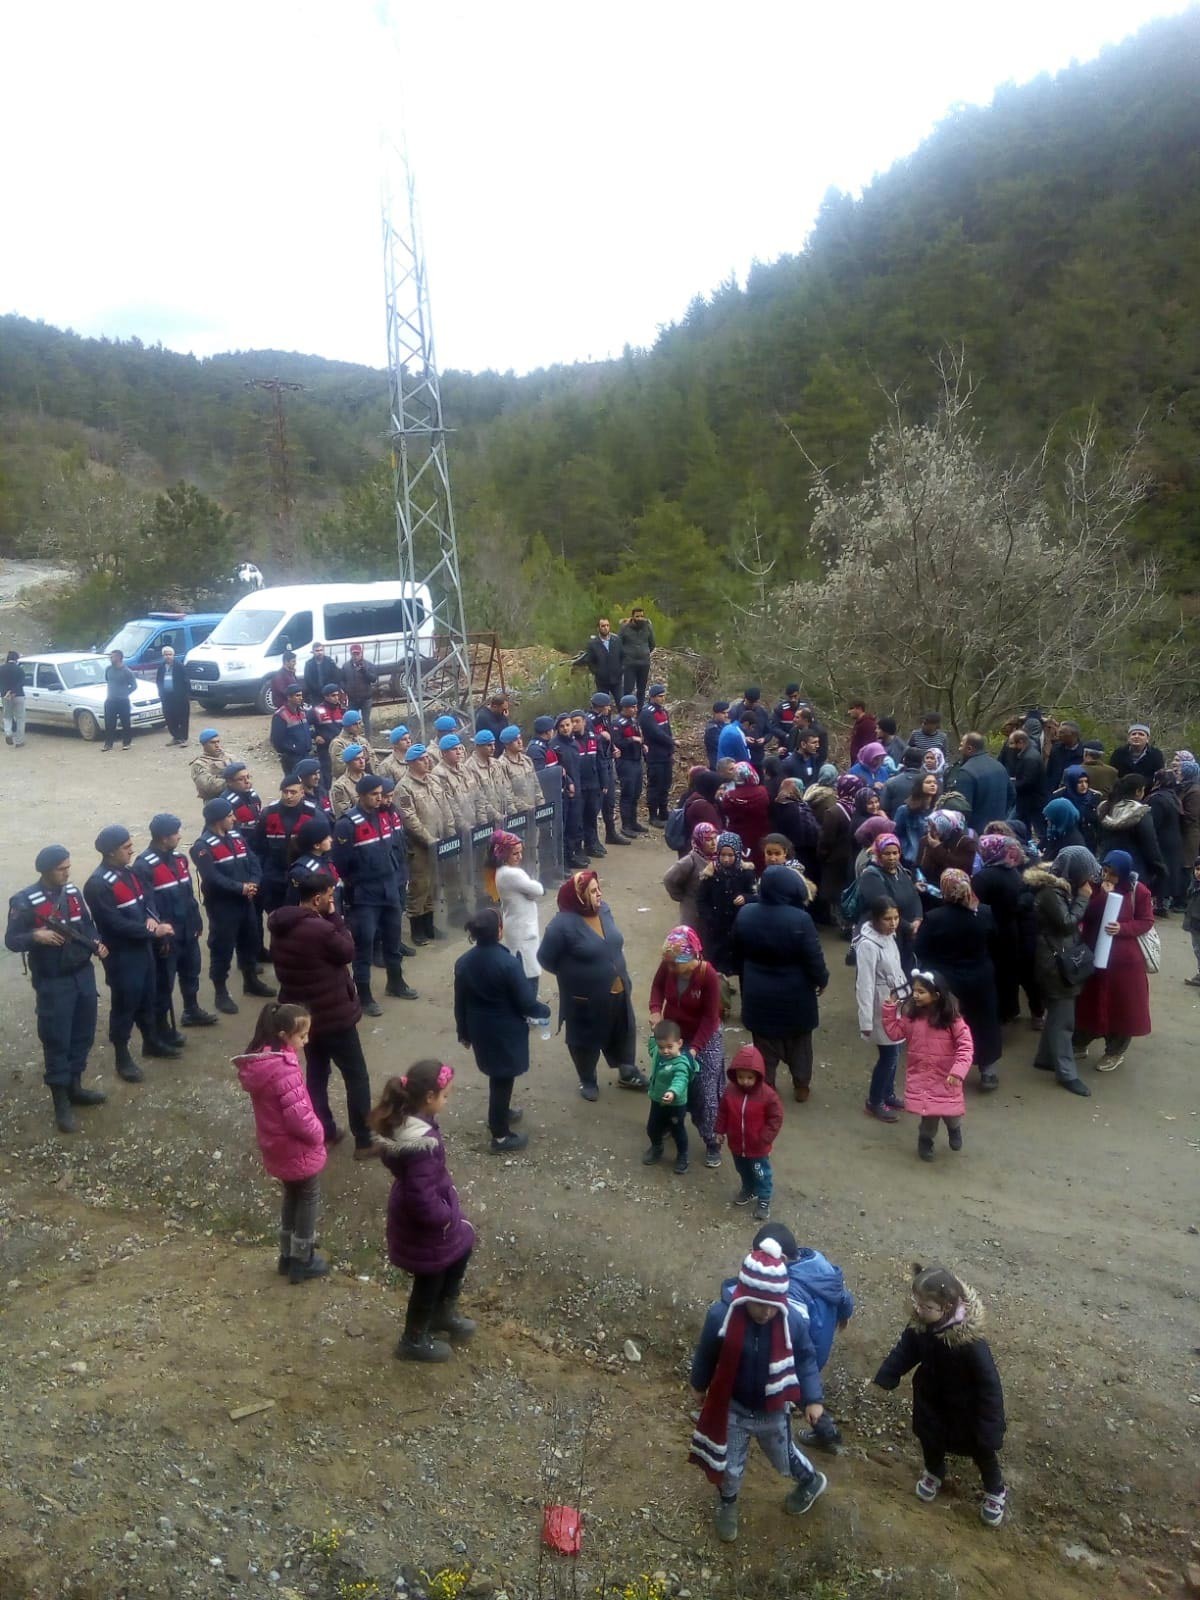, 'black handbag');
1055,939,1095,987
